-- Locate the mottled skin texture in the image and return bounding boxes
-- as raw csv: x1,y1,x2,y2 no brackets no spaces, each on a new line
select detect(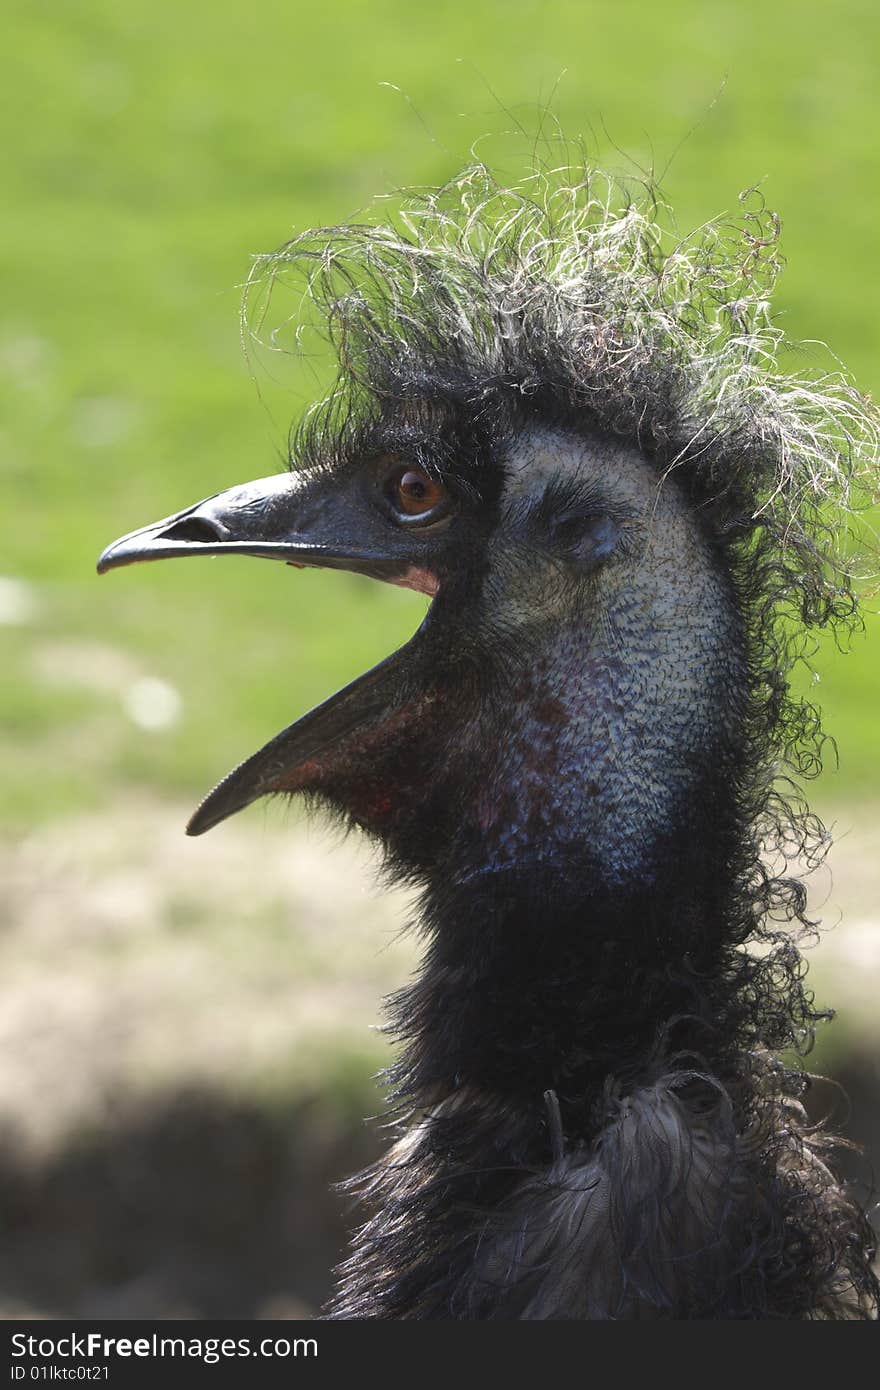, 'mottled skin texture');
473,429,742,887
